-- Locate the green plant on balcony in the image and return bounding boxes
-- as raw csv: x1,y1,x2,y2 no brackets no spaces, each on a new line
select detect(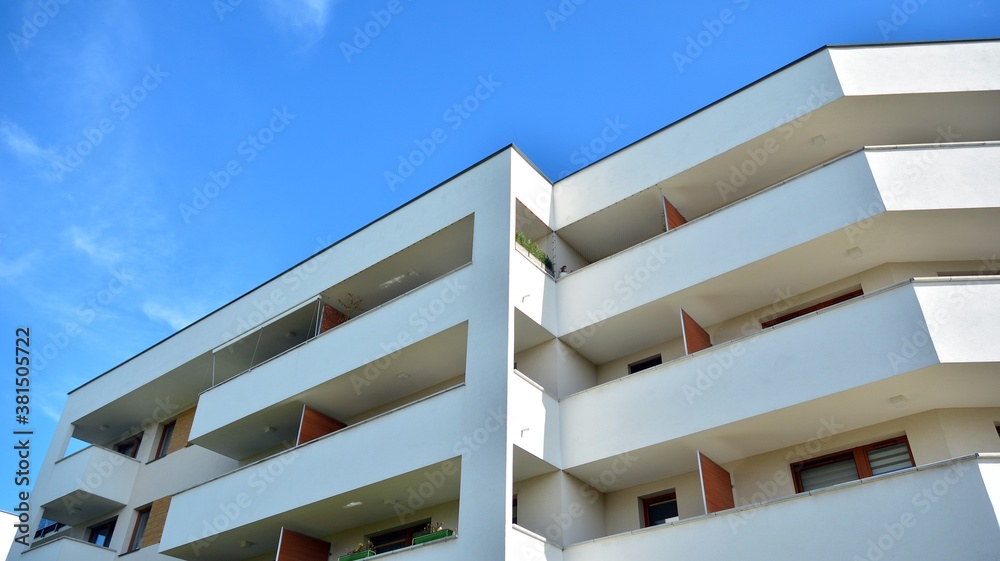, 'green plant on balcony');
412,521,455,545
340,540,376,561
514,232,554,274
